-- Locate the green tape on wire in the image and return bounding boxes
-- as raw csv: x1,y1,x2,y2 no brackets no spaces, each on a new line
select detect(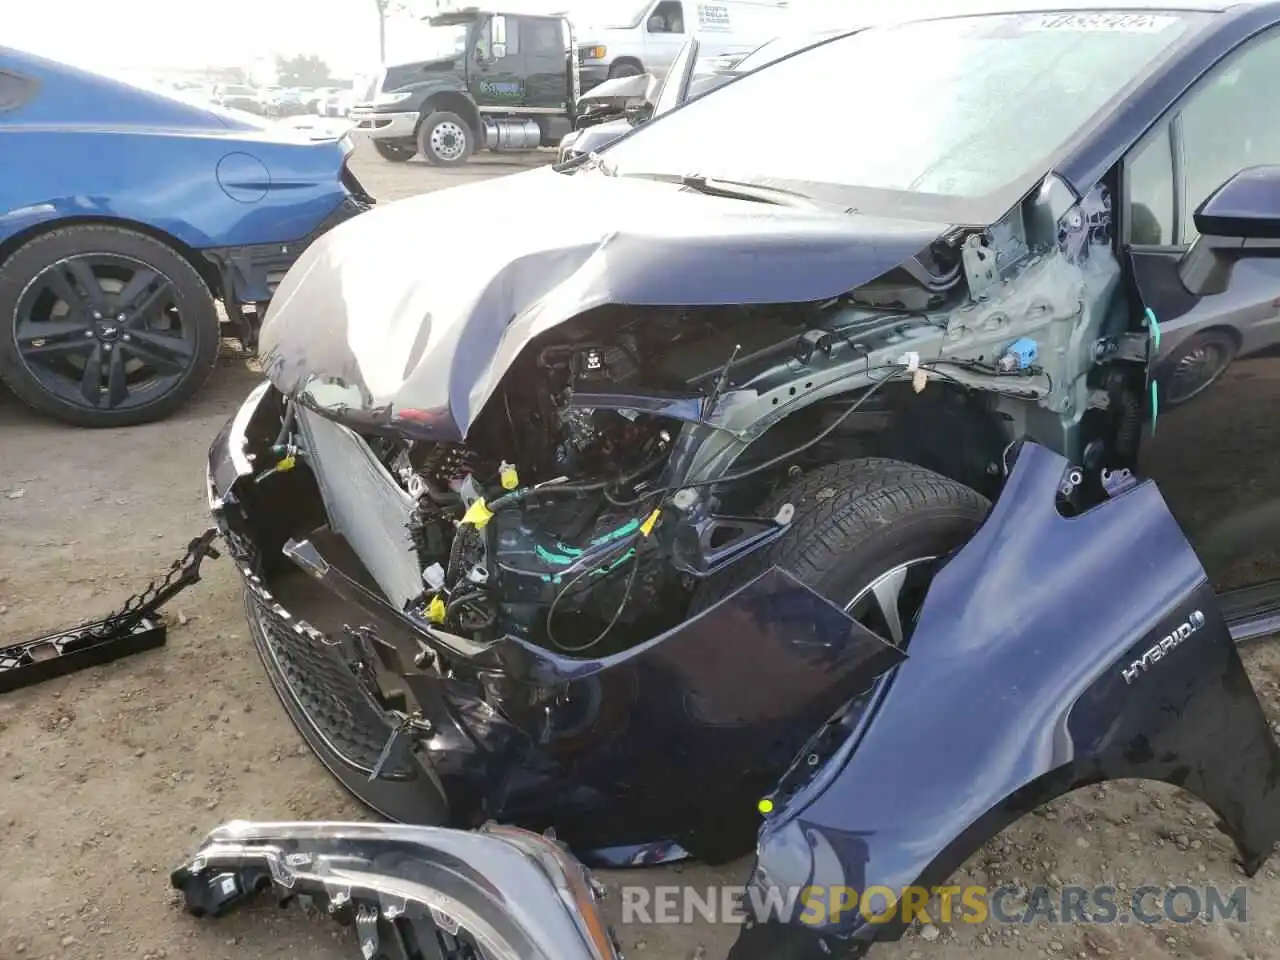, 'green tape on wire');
1145,307,1160,435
